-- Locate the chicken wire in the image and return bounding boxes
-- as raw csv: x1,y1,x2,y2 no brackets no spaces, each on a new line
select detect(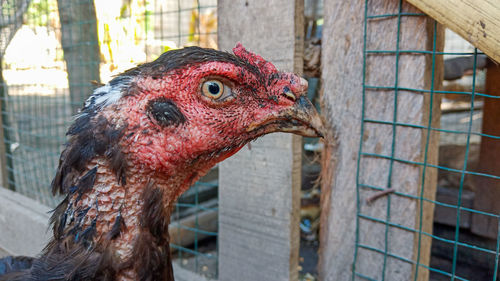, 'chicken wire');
354,0,500,280
0,0,218,278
